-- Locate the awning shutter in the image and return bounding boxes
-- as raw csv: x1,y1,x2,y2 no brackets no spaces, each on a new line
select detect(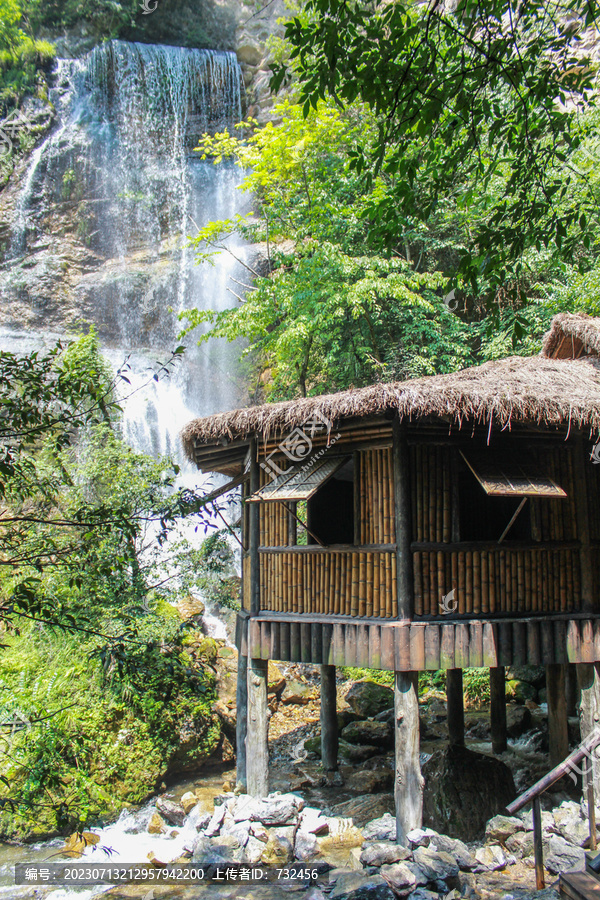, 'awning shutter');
460,449,567,498
249,456,350,502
